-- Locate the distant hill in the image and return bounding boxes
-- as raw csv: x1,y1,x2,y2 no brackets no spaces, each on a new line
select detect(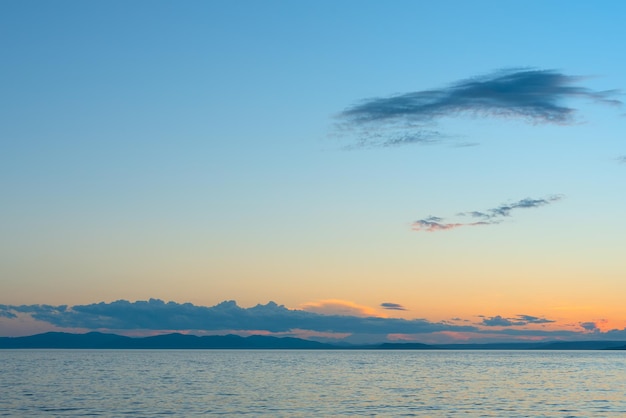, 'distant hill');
607,345,626,350
434,341,626,350
536,341,626,350
354,341,626,350
1,332,626,350
0,332,334,349
377,342,434,350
